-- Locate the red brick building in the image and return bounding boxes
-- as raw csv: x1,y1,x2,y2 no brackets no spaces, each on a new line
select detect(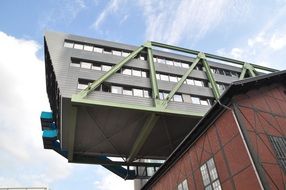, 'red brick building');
143,71,286,190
